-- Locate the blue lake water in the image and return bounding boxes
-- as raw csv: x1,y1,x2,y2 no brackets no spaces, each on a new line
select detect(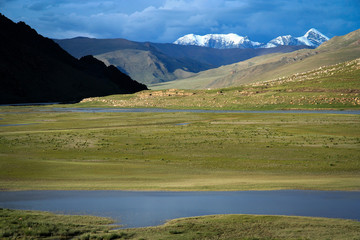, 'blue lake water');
44,108,360,114
0,190,359,228
1,107,359,115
